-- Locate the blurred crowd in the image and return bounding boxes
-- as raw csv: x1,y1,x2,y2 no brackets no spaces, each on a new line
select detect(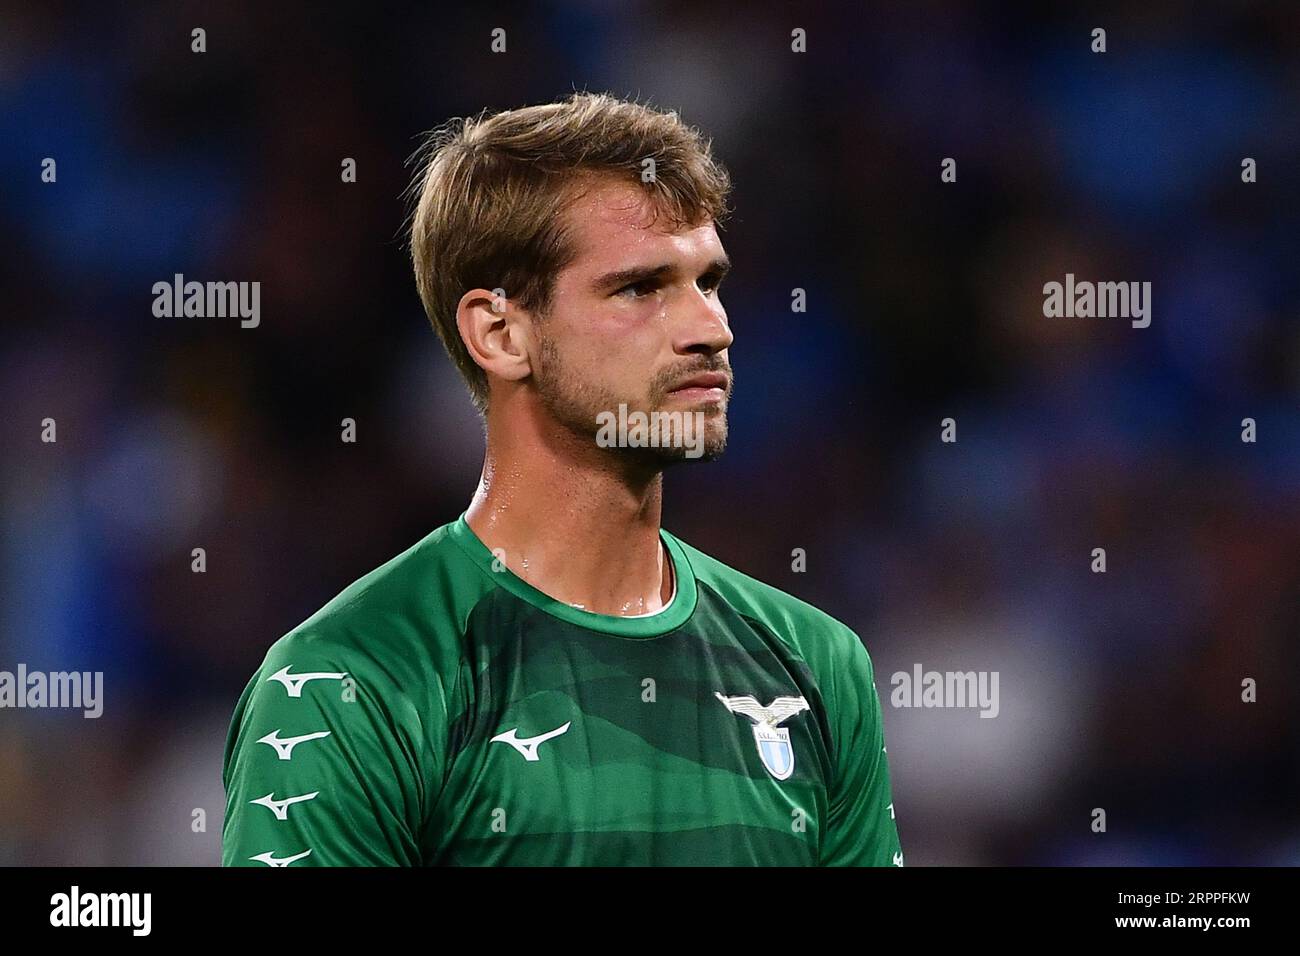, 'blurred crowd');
0,1,1296,865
